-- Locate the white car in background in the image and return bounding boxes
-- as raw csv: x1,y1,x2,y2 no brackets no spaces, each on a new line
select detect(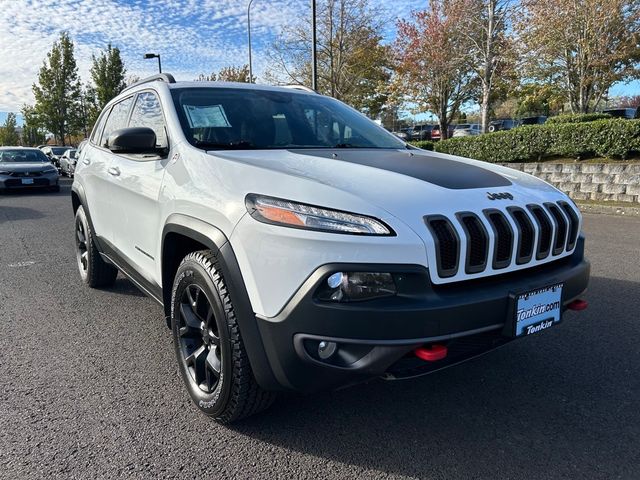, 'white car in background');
453,124,482,137
59,149,78,177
